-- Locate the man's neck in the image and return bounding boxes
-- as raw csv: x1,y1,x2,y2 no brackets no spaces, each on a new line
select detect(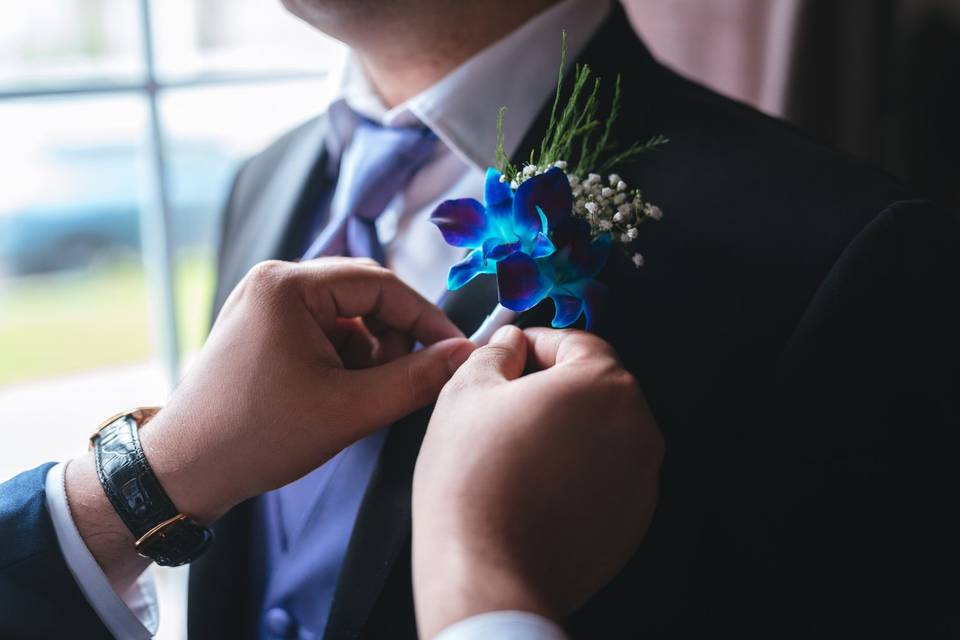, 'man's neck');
291,0,563,107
